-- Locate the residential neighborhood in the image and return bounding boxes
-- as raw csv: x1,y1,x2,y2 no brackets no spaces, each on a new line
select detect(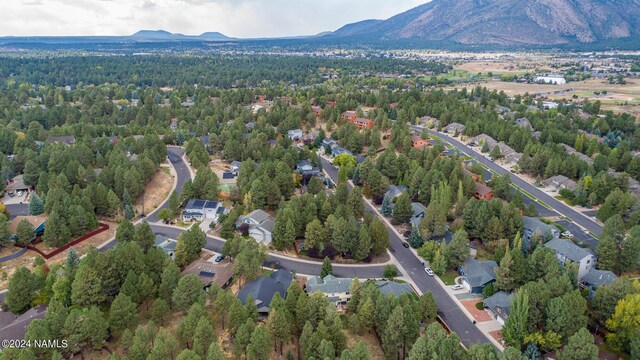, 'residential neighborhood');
0,20,639,360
